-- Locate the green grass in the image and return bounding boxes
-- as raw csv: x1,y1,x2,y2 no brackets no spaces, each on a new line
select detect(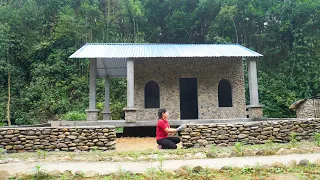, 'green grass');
105,165,320,180
116,127,124,133
314,133,320,147
8,164,320,180
4,141,318,163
